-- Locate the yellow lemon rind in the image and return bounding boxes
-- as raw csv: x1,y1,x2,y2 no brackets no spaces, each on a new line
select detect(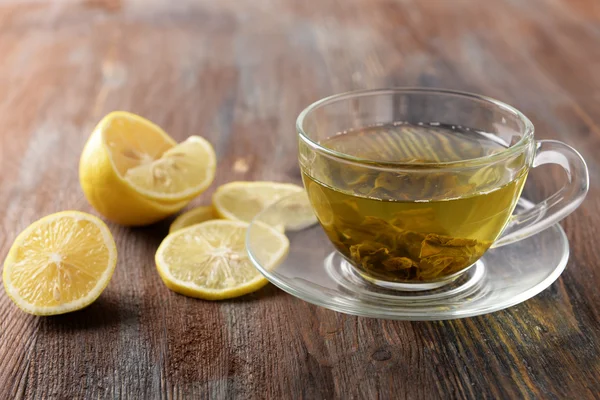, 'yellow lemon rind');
80,112,189,225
